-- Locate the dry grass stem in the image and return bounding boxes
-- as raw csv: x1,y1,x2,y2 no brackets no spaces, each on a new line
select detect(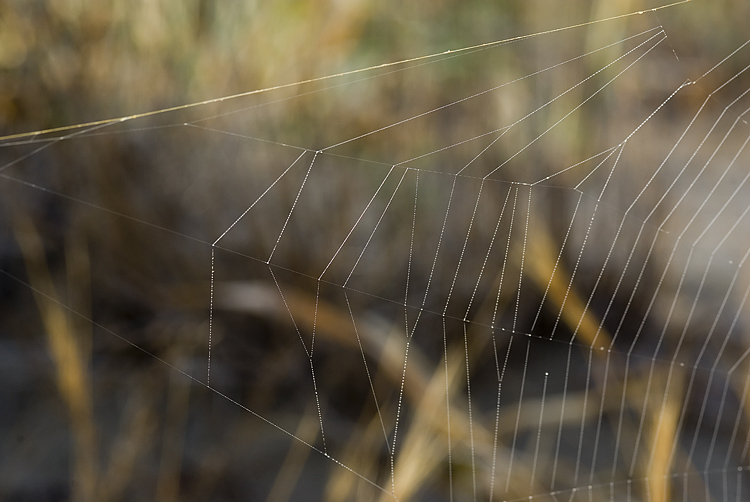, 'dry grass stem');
100,385,158,502
264,404,320,502
13,213,99,502
646,367,683,502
